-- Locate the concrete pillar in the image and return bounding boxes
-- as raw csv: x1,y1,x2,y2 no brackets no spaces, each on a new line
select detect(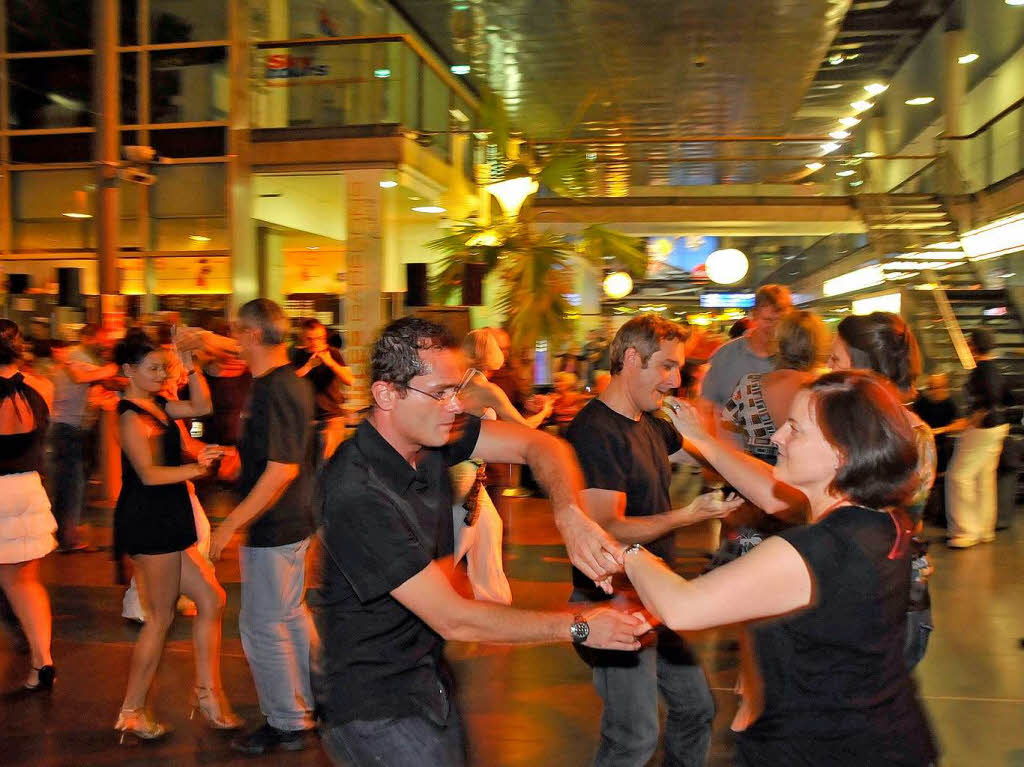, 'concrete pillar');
94,0,122,330
942,27,966,192
344,170,385,410
866,115,887,192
